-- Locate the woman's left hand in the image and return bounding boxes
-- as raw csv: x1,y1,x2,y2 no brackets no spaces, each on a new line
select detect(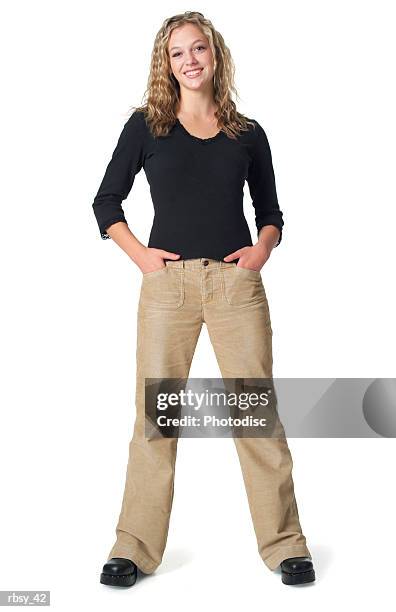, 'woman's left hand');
223,243,270,272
